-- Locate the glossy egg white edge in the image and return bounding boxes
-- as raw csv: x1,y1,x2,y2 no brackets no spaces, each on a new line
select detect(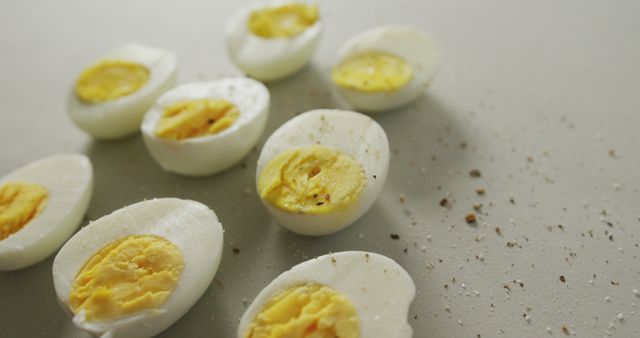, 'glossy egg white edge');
141,77,270,176
237,251,416,338
225,0,322,82
333,26,441,113
256,109,390,236
52,198,224,338
68,44,178,140
0,154,93,271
